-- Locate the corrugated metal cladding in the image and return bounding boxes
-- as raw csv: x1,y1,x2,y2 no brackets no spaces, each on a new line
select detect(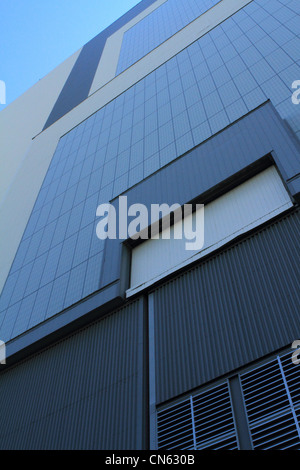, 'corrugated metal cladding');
0,299,147,450
151,208,300,405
